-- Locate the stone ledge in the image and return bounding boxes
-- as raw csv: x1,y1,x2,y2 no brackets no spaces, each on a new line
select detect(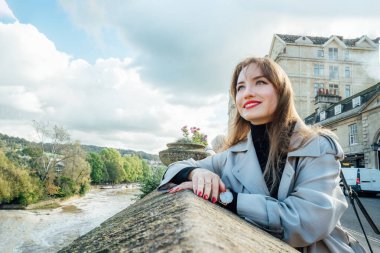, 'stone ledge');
58,190,297,253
